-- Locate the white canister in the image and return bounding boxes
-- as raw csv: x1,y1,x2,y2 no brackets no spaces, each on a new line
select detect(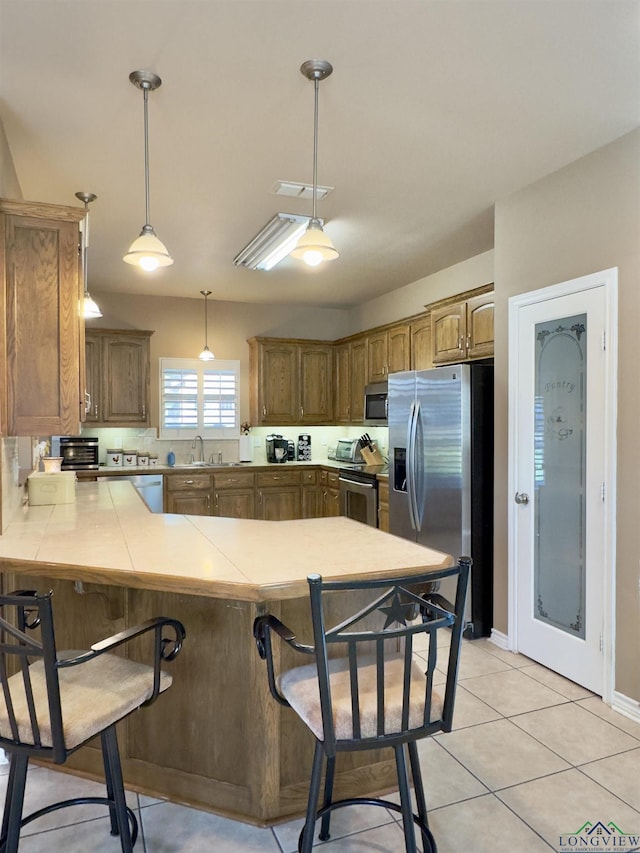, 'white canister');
123,450,137,467
138,452,149,467
42,457,63,473
148,454,158,467
106,449,123,467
